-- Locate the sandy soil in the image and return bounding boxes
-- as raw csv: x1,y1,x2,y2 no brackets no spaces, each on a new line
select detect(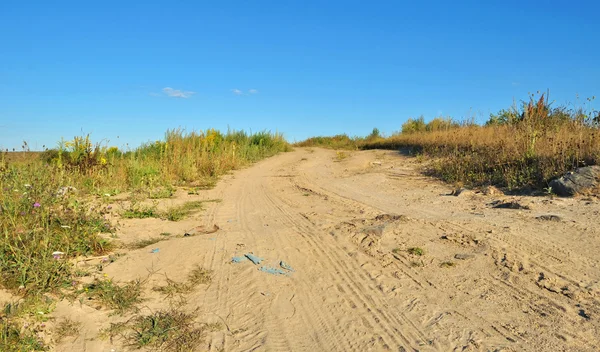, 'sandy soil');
52,148,600,351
